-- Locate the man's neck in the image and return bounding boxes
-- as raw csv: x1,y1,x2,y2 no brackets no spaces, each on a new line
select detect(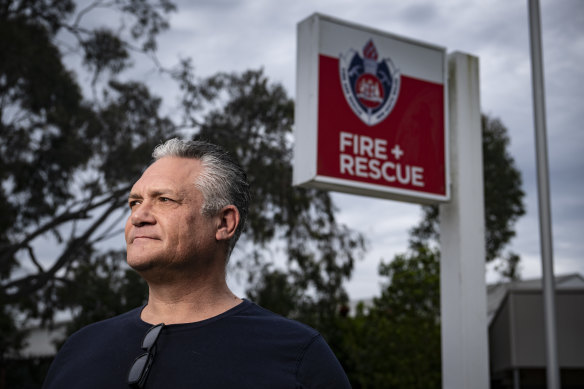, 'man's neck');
140,273,242,325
